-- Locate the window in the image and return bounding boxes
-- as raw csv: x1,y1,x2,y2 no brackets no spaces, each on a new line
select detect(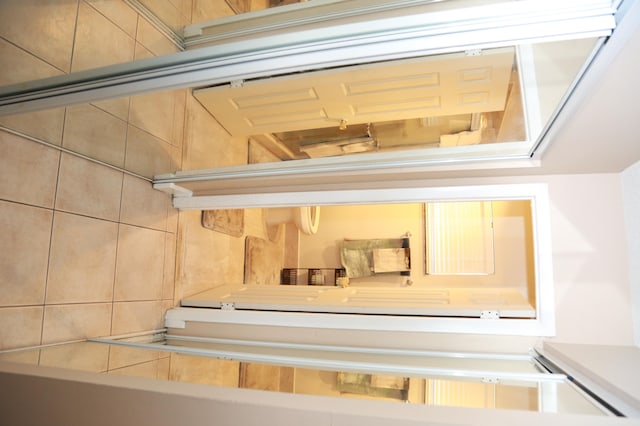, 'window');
426,201,495,275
